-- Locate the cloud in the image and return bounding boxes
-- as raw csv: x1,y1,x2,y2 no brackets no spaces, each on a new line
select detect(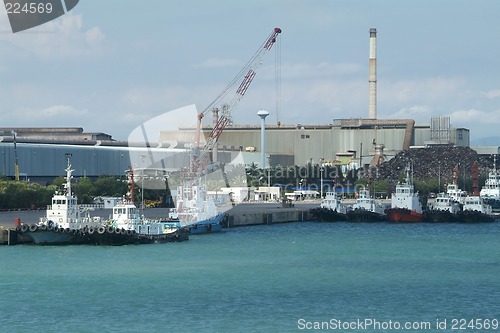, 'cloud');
446,108,500,125
85,26,106,46
380,76,469,105
387,105,432,120
482,90,500,99
0,104,88,129
0,11,106,59
30,105,88,118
